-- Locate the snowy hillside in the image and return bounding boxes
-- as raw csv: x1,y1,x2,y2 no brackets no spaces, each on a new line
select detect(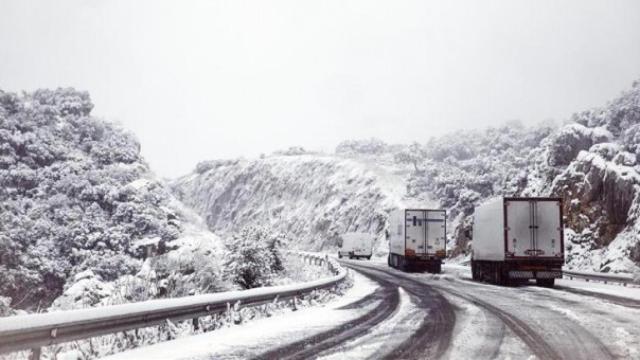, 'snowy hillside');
170,153,426,256
173,81,640,275
0,89,225,313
